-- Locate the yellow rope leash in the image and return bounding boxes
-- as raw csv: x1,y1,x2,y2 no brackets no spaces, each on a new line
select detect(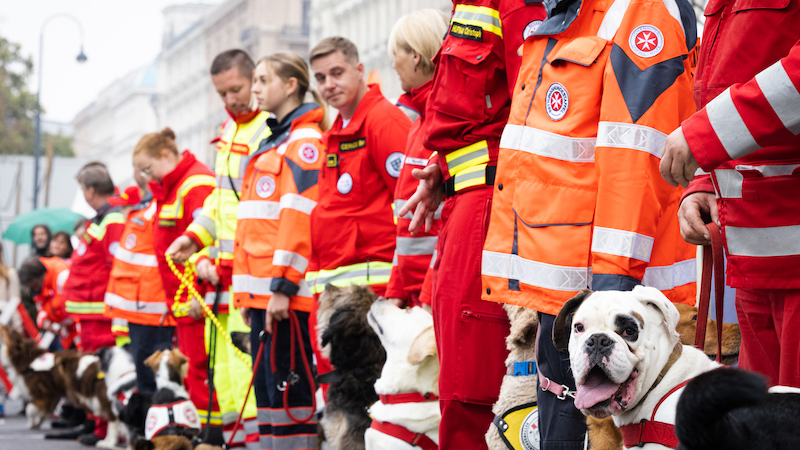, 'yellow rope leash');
165,253,252,370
